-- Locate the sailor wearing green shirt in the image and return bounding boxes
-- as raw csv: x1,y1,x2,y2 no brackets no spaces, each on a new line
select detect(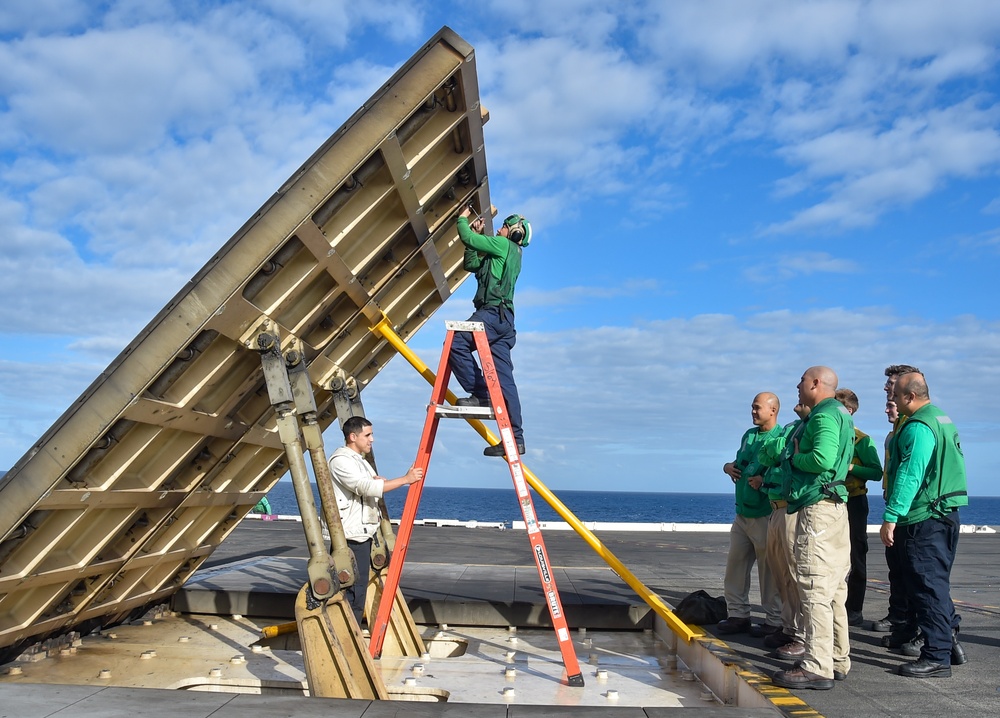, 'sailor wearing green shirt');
717,393,782,635
450,206,531,457
873,364,923,636
772,366,855,691
882,372,968,678
758,403,810,650
834,388,884,627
